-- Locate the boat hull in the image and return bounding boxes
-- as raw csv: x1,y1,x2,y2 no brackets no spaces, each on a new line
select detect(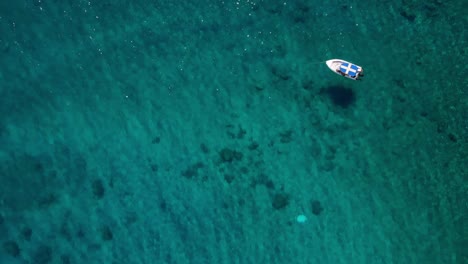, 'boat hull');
326,59,363,80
